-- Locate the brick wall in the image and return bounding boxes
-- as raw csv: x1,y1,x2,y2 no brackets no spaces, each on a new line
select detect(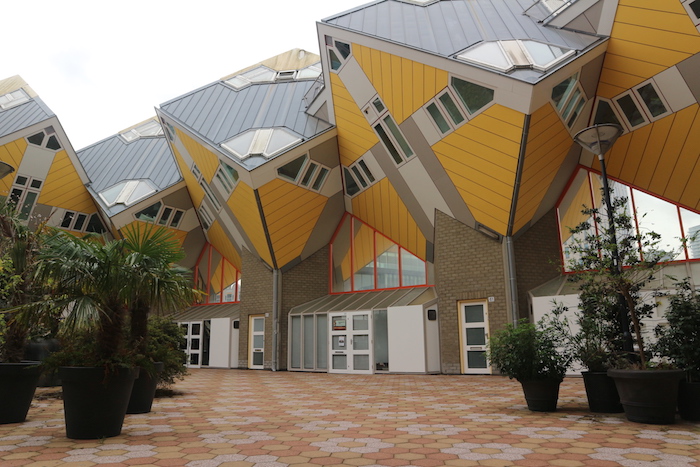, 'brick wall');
238,249,274,369
434,211,508,374
513,209,562,320
280,246,330,370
